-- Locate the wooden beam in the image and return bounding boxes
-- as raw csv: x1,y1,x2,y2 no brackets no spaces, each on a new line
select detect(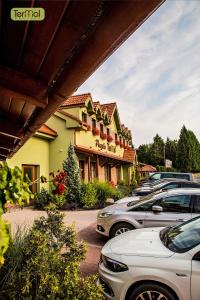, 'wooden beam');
0,138,16,150
0,118,24,139
0,148,10,156
0,86,47,109
0,65,48,103
52,0,164,97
